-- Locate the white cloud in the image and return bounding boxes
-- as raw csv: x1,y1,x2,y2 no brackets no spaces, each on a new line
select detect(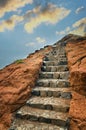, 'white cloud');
75,6,85,14
25,37,46,47
25,42,35,47
24,3,71,33
0,15,23,32
71,17,86,36
0,2,71,33
72,17,86,28
36,37,46,43
0,0,33,18
56,17,86,36
56,31,65,35
56,26,70,36
66,26,70,32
